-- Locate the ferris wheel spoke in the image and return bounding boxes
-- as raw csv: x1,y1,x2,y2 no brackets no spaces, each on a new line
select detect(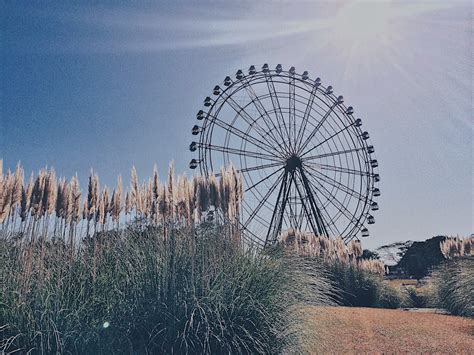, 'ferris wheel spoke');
222,92,286,153
245,166,284,192
296,84,319,151
243,171,285,229
302,147,364,162
202,143,282,162
237,161,283,174
306,166,367,202
264,73,292,150
297,101,338,155
241,79,292,154
300,122,354,158
211,116,280,156
304,169,367,213
303,166,361,229
240,225,266,245
297,206,305,230
306,162,370,177
289,75,296,151
289,185,302,230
